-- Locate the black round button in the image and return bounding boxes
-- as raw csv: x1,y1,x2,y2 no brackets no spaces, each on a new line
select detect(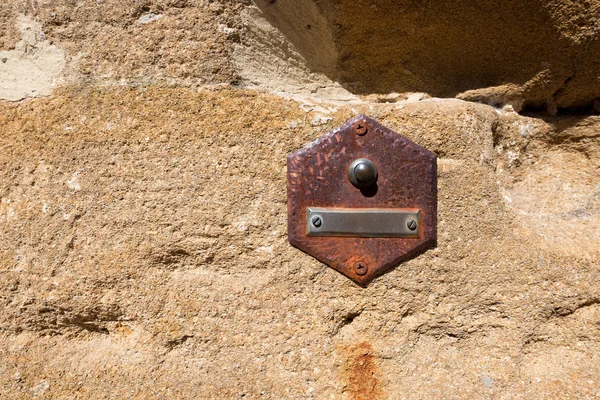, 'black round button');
348,158,378,188
354,162,376,182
